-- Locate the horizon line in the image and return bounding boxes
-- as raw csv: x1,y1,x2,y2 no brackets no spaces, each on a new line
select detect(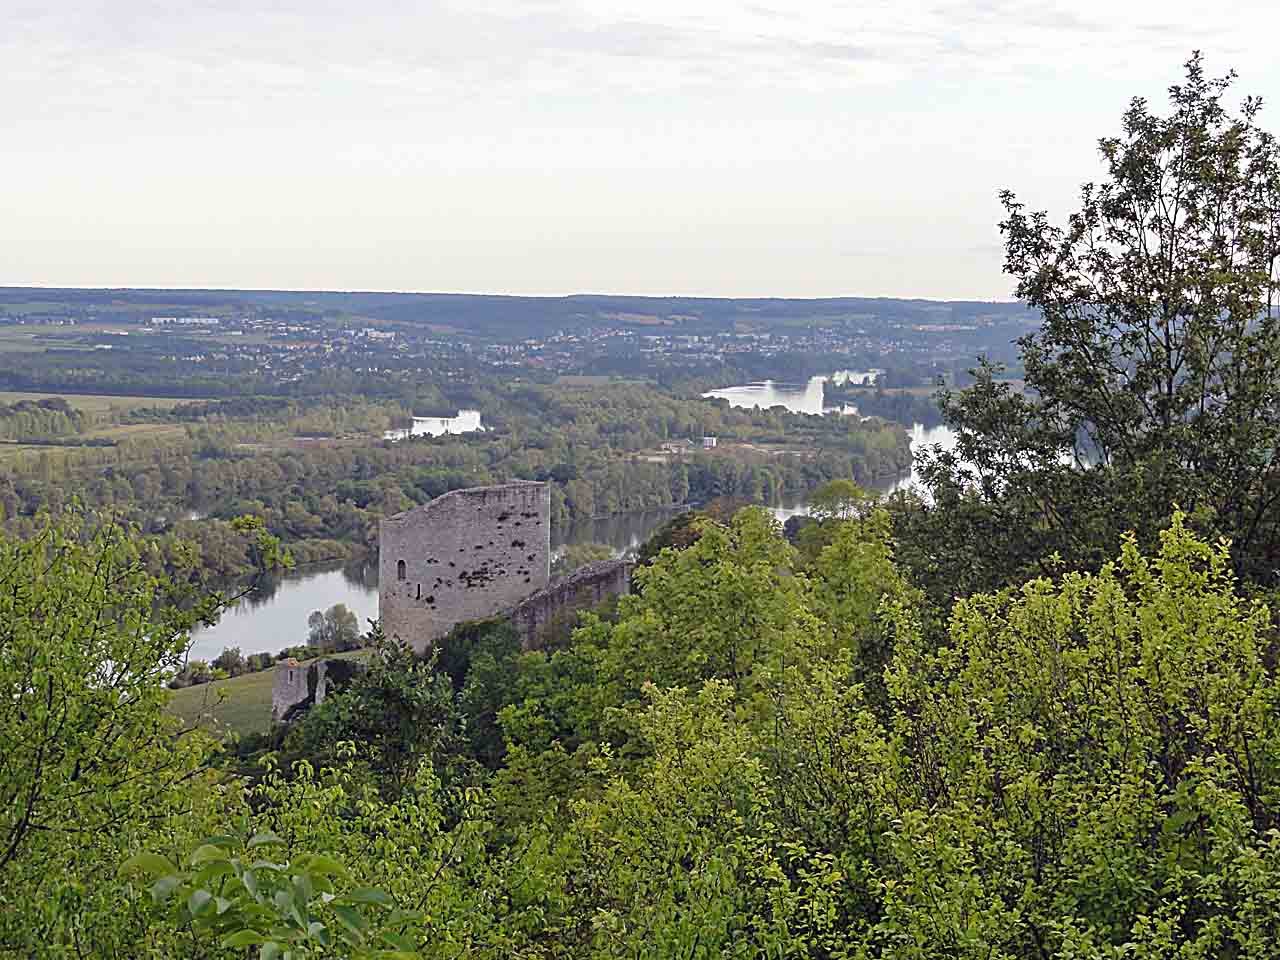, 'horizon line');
0,282,1022,305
